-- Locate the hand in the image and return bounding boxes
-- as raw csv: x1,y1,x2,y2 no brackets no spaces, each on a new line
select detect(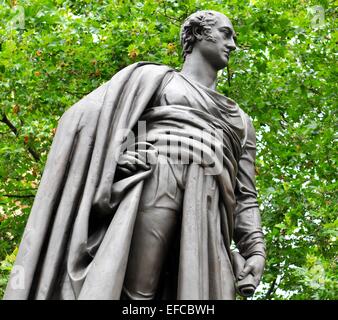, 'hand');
238,255,265,288
117,150,150,176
